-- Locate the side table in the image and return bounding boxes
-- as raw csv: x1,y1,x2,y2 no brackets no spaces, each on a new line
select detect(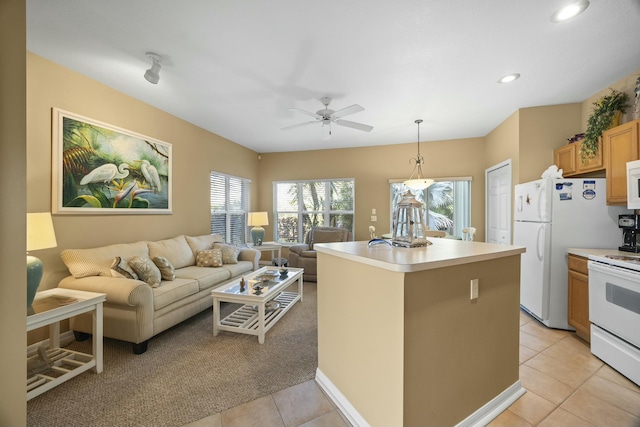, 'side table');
250,241,284,266
27,288,106,401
